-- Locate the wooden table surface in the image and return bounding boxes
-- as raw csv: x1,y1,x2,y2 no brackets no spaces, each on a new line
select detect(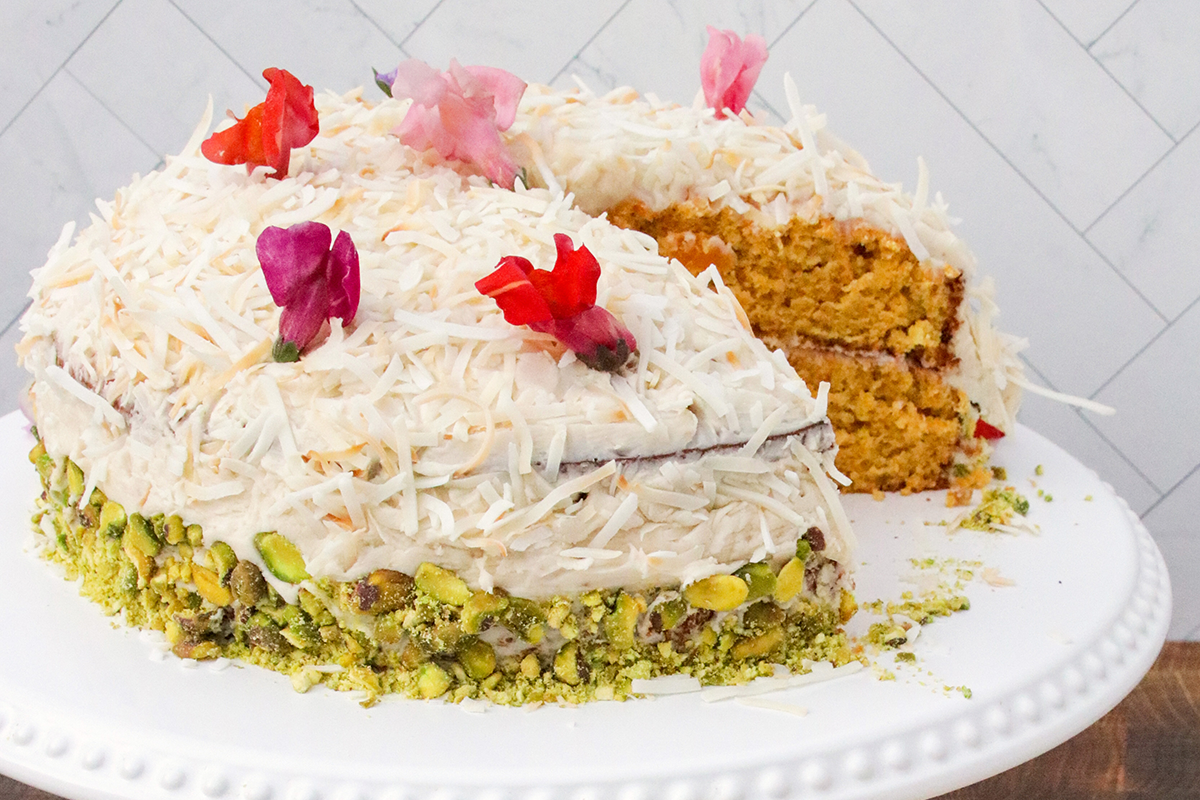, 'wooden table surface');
2,642,1196,800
